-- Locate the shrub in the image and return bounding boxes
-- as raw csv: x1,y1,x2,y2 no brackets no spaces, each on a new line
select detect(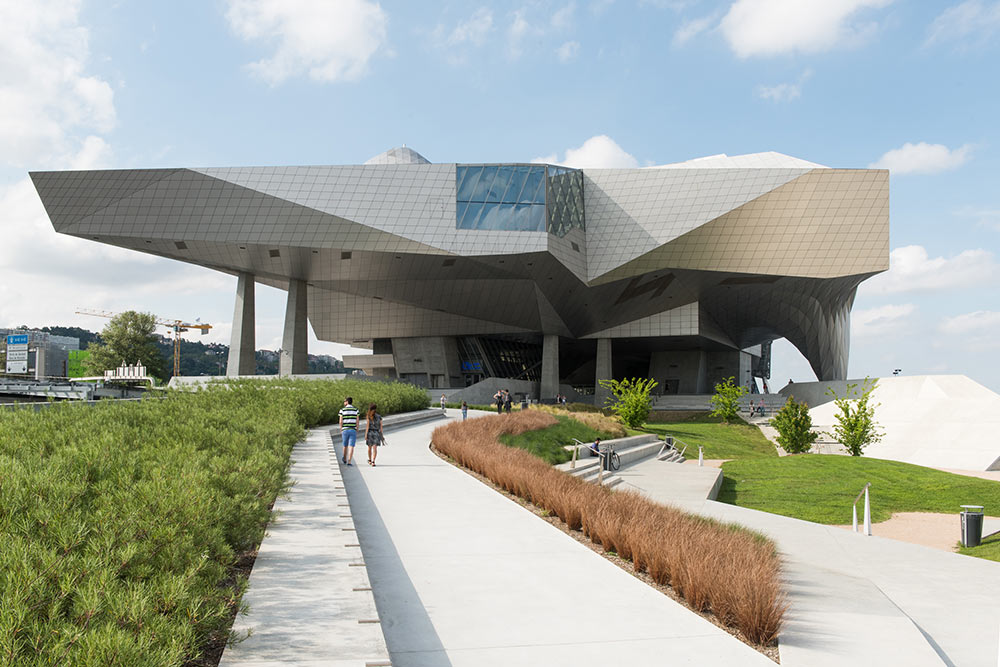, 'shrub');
0,378,427,666
432,412,786,645
769,395,819,454
710,377,747,422
598,377,658,428
826,378,883,456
